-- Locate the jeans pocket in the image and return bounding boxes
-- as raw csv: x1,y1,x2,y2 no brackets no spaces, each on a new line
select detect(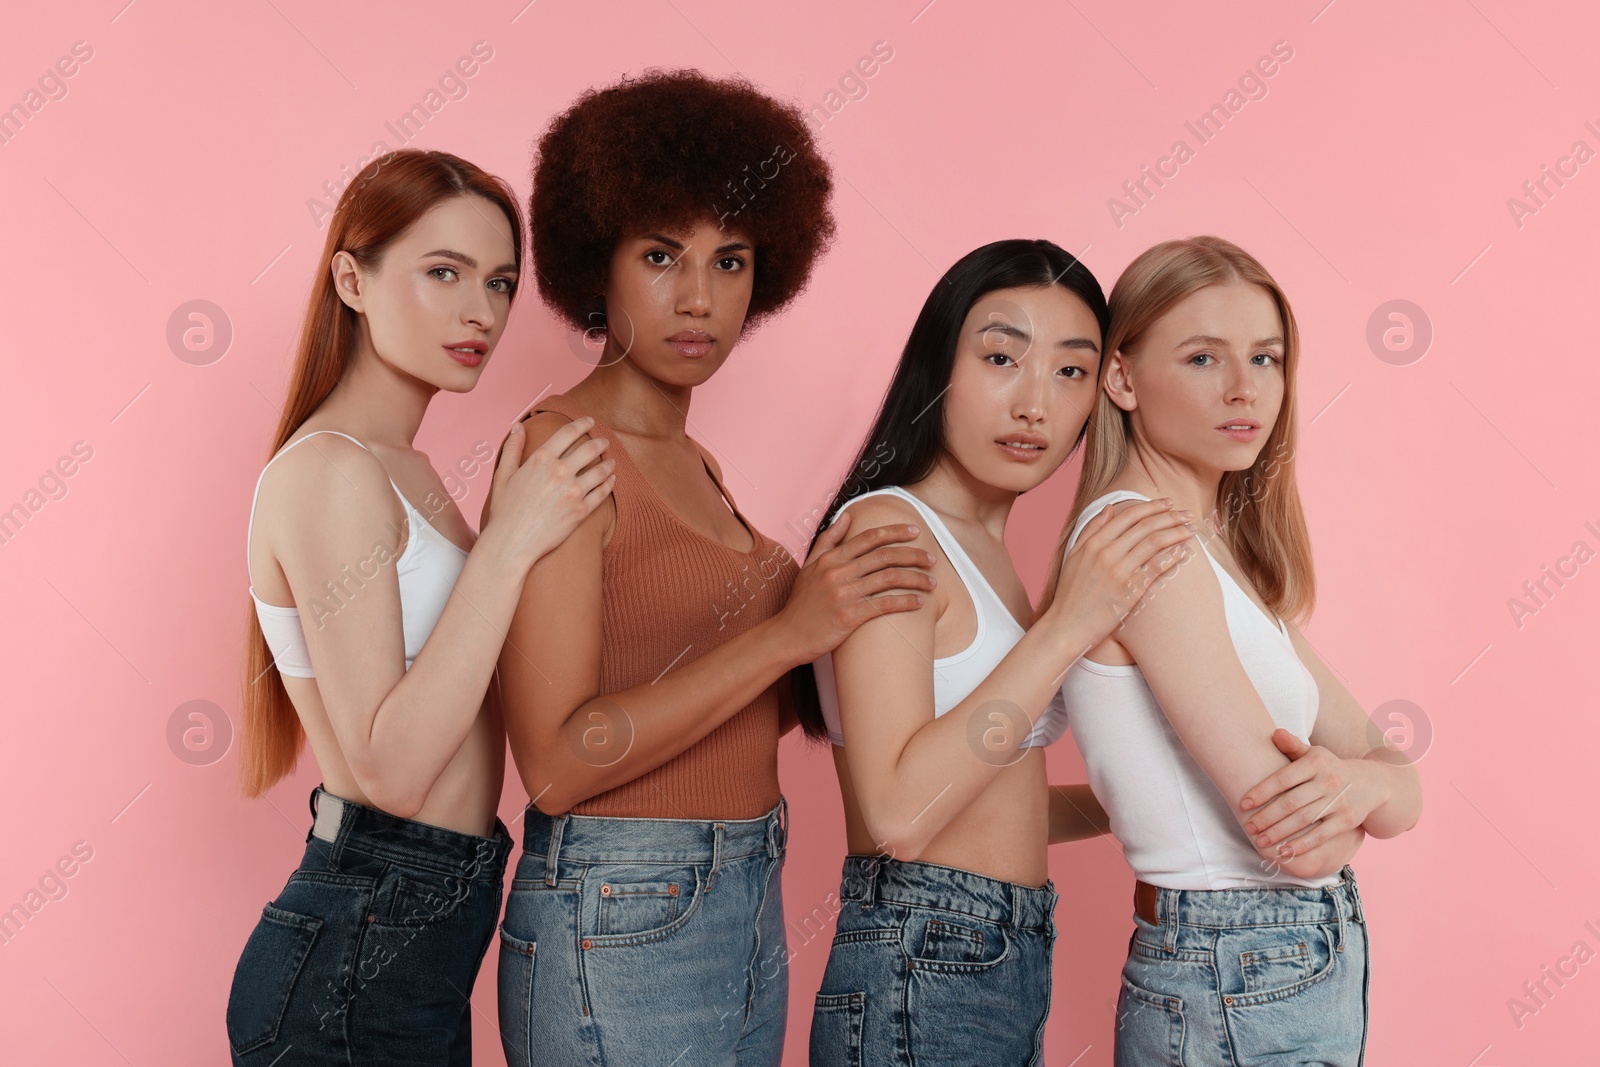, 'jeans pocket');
370,867,474,929
226,904,322,1056
496,925,537,1067
1220,923,1365,1063
588,864,704,944
808,991,865,1067
1224,922,1338,1004
908,913,1009,973
1241,937,1314,994
1113,972,1184,1067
